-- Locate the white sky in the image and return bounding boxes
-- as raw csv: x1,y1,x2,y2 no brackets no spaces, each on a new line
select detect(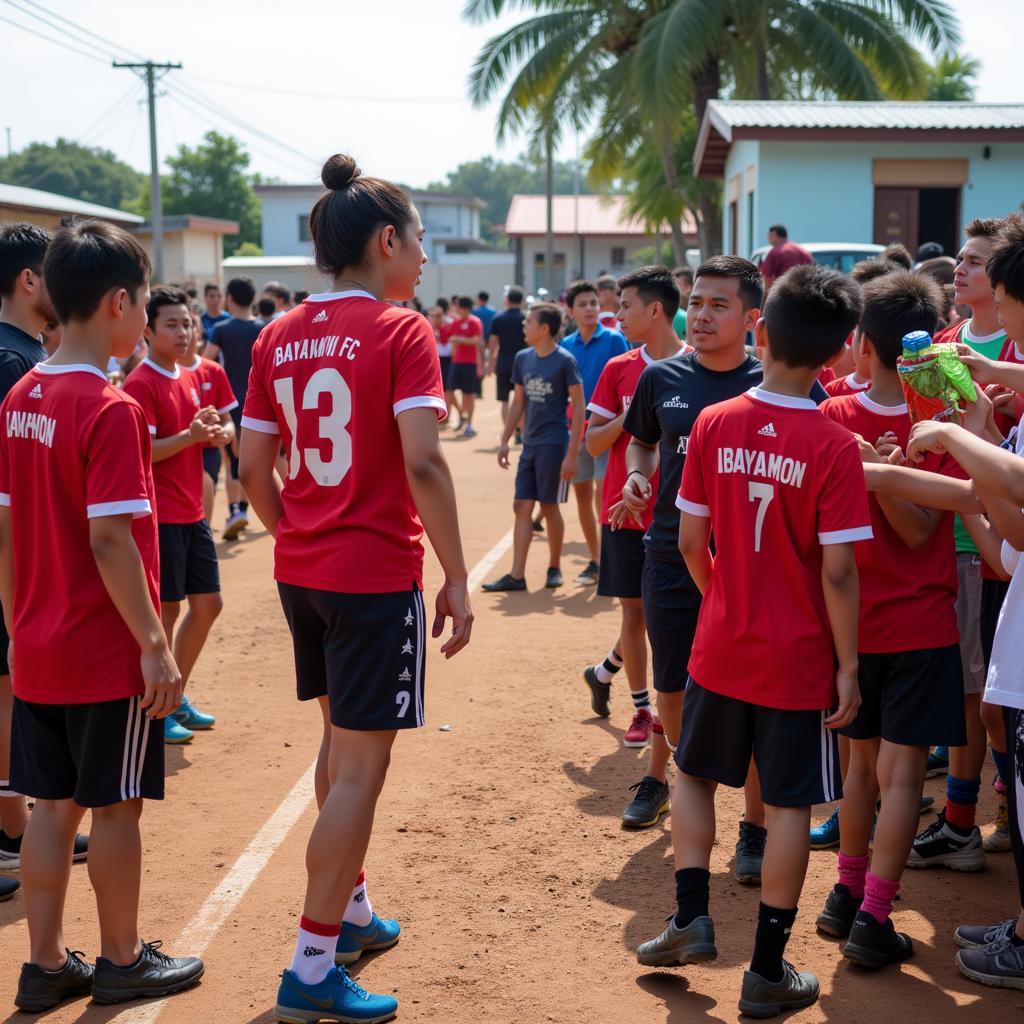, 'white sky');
0,0,1021,190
